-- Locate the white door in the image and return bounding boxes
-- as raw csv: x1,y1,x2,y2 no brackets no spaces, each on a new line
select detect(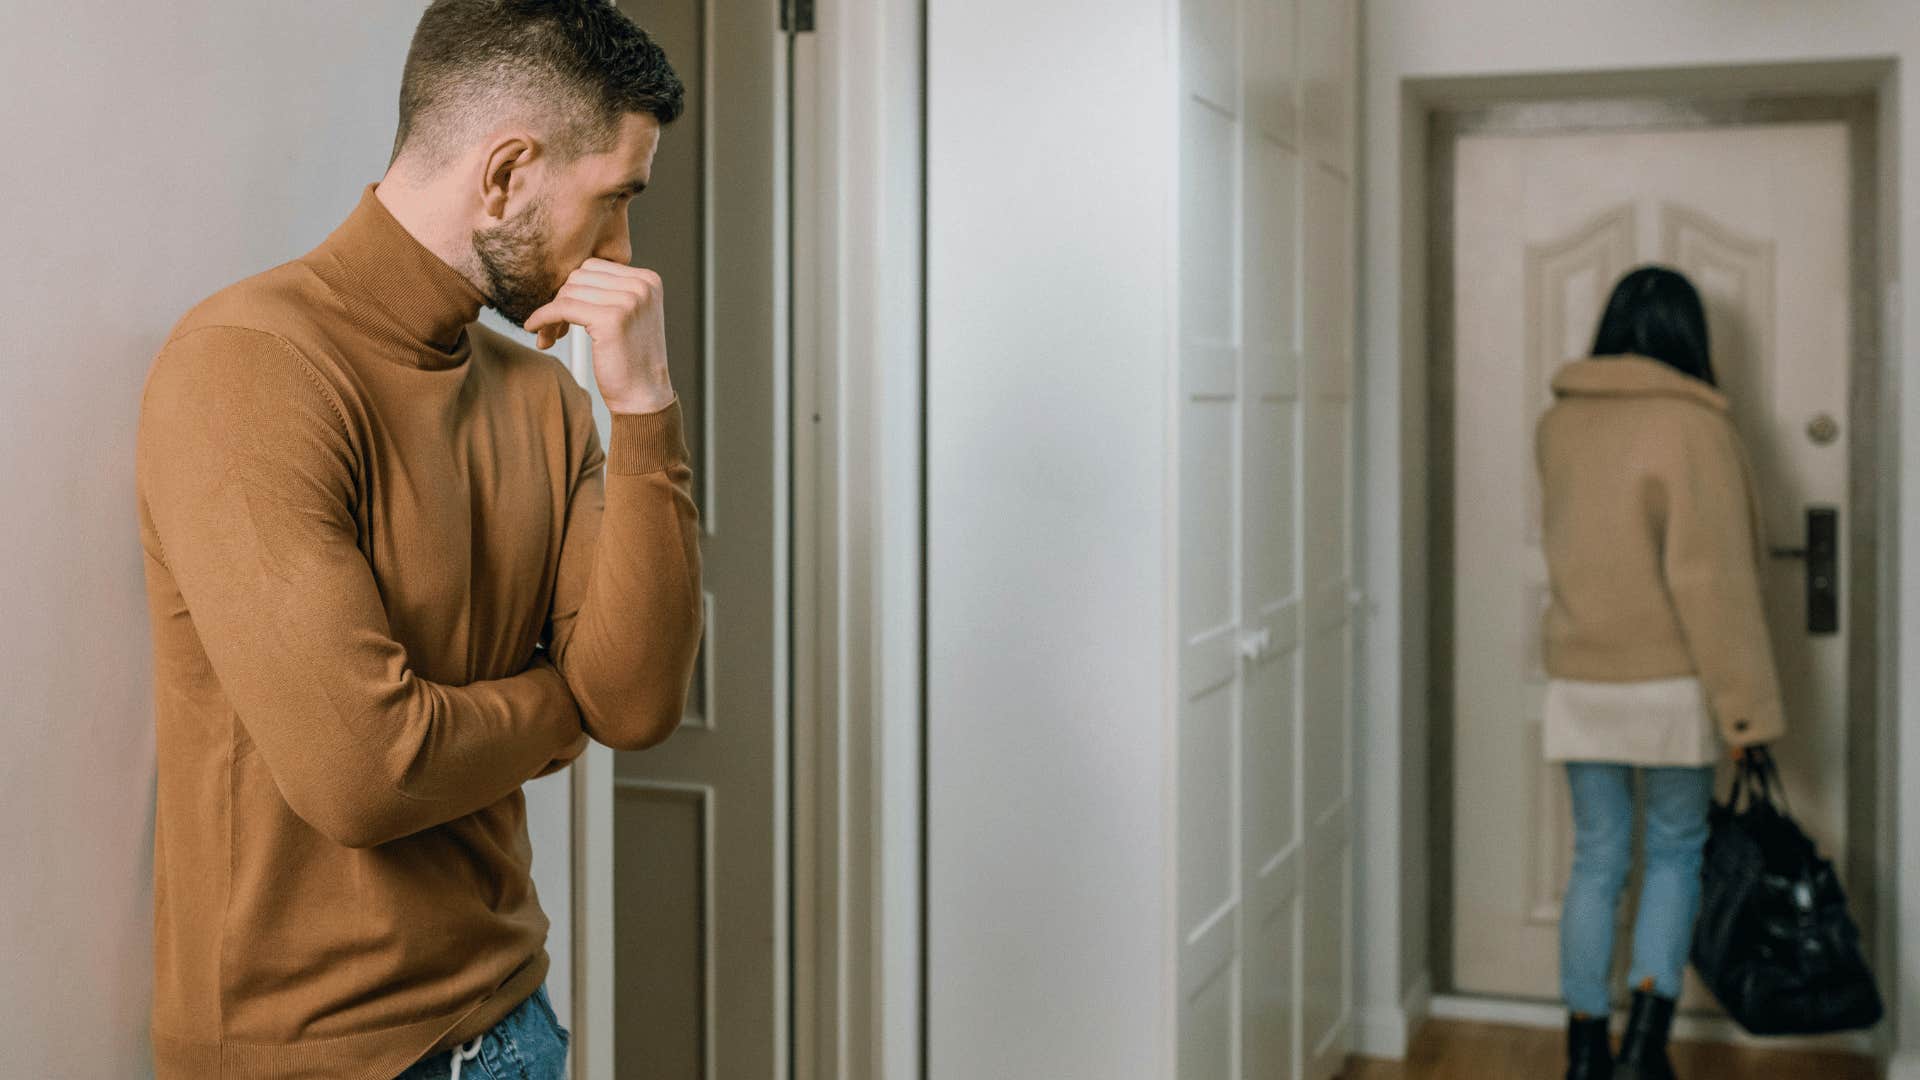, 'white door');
572,4,787,1079
1448,123,1854,1009
1176,0,1356,1076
